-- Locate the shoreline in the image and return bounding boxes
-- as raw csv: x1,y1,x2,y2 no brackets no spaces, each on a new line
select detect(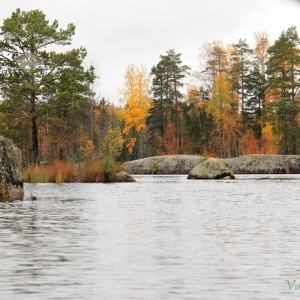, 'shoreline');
124,154,300,175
